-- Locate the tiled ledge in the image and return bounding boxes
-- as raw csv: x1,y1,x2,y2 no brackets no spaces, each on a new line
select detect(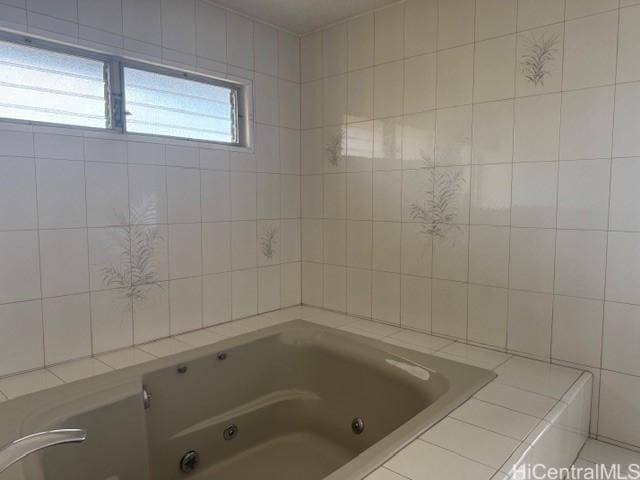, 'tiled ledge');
0,306,592,479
